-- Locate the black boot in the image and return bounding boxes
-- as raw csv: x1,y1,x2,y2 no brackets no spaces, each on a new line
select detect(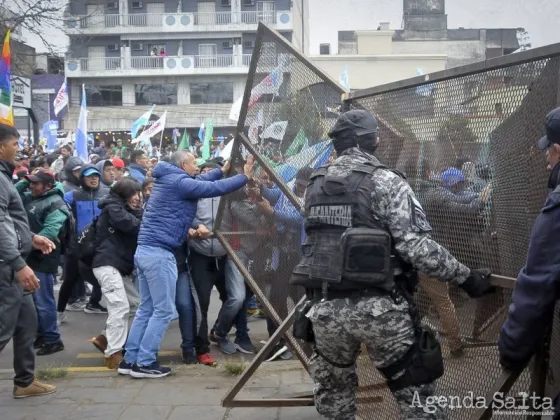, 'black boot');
37,341,65,356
